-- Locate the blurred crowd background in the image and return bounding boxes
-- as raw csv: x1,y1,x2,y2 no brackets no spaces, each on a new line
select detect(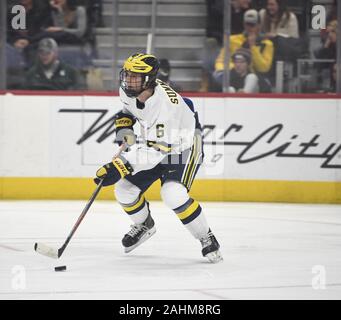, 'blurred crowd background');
0,0,339,93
